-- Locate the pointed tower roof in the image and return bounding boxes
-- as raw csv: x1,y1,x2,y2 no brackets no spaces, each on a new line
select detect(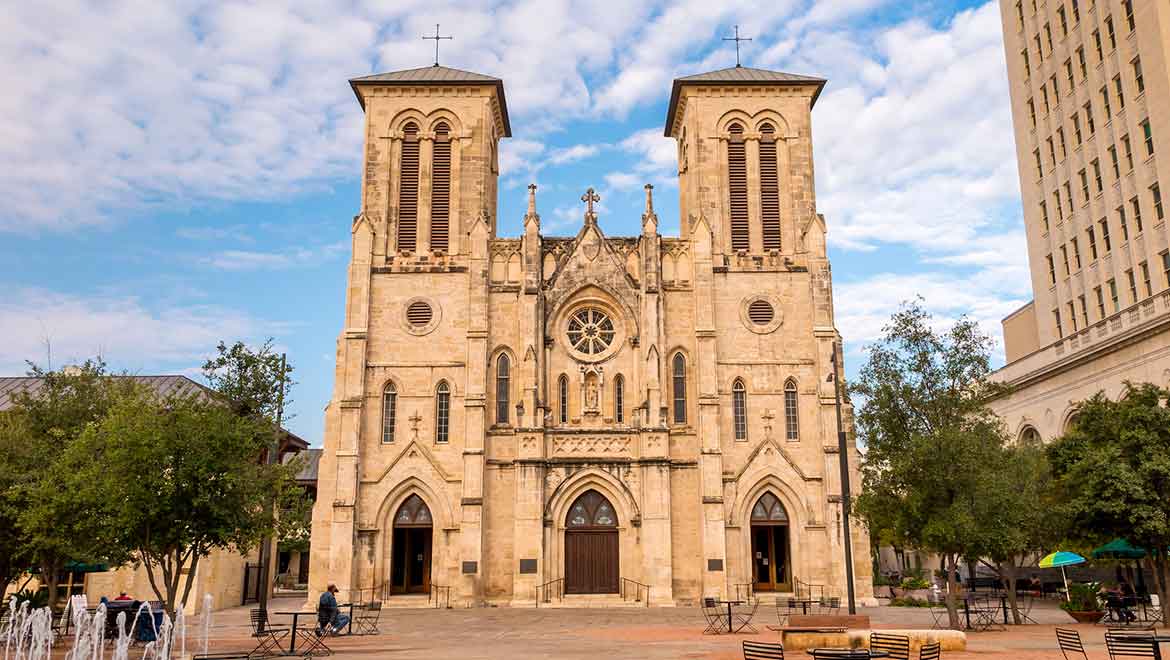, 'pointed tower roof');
349,65,511,136
664,65,827,136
